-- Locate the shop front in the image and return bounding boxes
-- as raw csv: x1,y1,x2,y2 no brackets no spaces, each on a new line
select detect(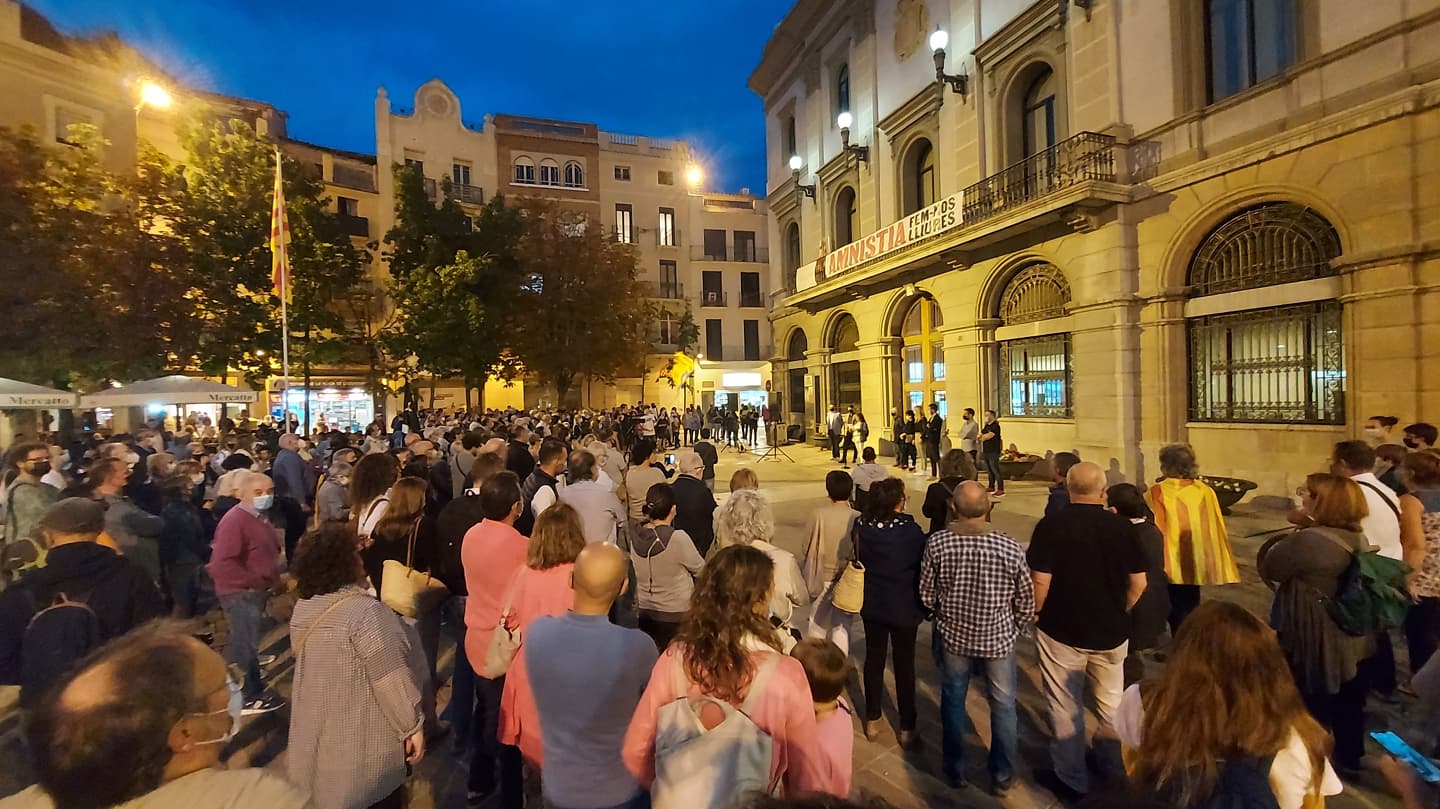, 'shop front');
270,379,377,433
